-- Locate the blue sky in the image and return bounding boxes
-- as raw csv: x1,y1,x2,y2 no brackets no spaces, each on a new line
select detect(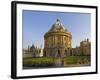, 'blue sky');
22,10,91,48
